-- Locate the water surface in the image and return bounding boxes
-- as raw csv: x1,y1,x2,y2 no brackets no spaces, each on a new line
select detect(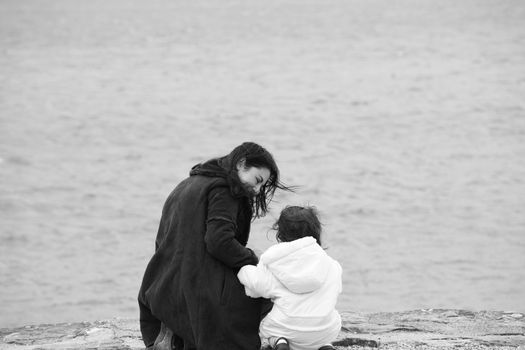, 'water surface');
1,0,524,328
